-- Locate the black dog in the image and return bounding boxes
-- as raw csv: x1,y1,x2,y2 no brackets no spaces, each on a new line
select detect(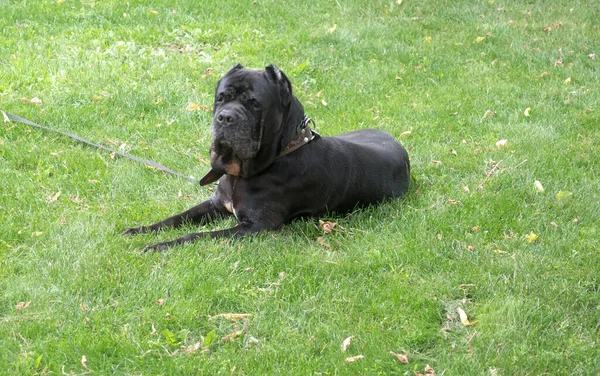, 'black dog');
124,64,410,252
